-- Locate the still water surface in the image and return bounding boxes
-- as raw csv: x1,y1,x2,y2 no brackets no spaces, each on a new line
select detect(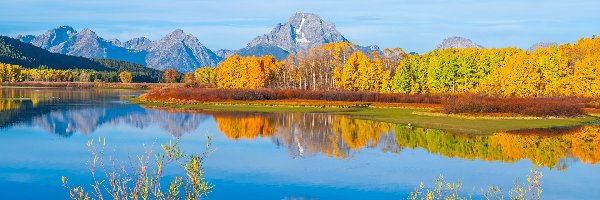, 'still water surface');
0,88,599,199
